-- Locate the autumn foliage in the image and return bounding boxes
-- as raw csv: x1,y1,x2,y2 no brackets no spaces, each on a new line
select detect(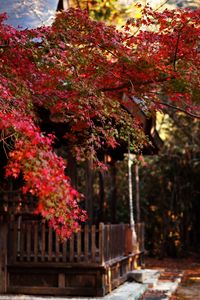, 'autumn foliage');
0,6,199,237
